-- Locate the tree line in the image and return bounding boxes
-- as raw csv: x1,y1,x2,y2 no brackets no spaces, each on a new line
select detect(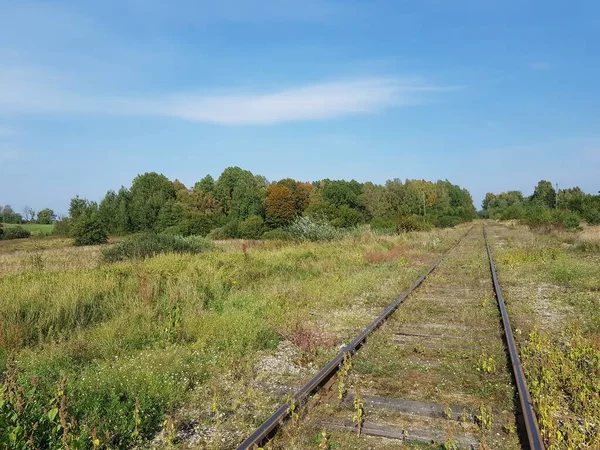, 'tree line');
0,205,57,225
480,180,600,228
54,167,477,244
